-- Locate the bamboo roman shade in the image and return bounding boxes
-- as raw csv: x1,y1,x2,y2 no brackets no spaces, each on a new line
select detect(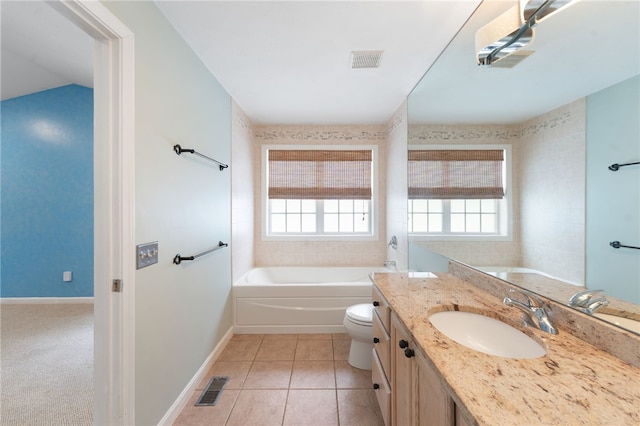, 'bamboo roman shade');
268,149,372,200
408,149,504,199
